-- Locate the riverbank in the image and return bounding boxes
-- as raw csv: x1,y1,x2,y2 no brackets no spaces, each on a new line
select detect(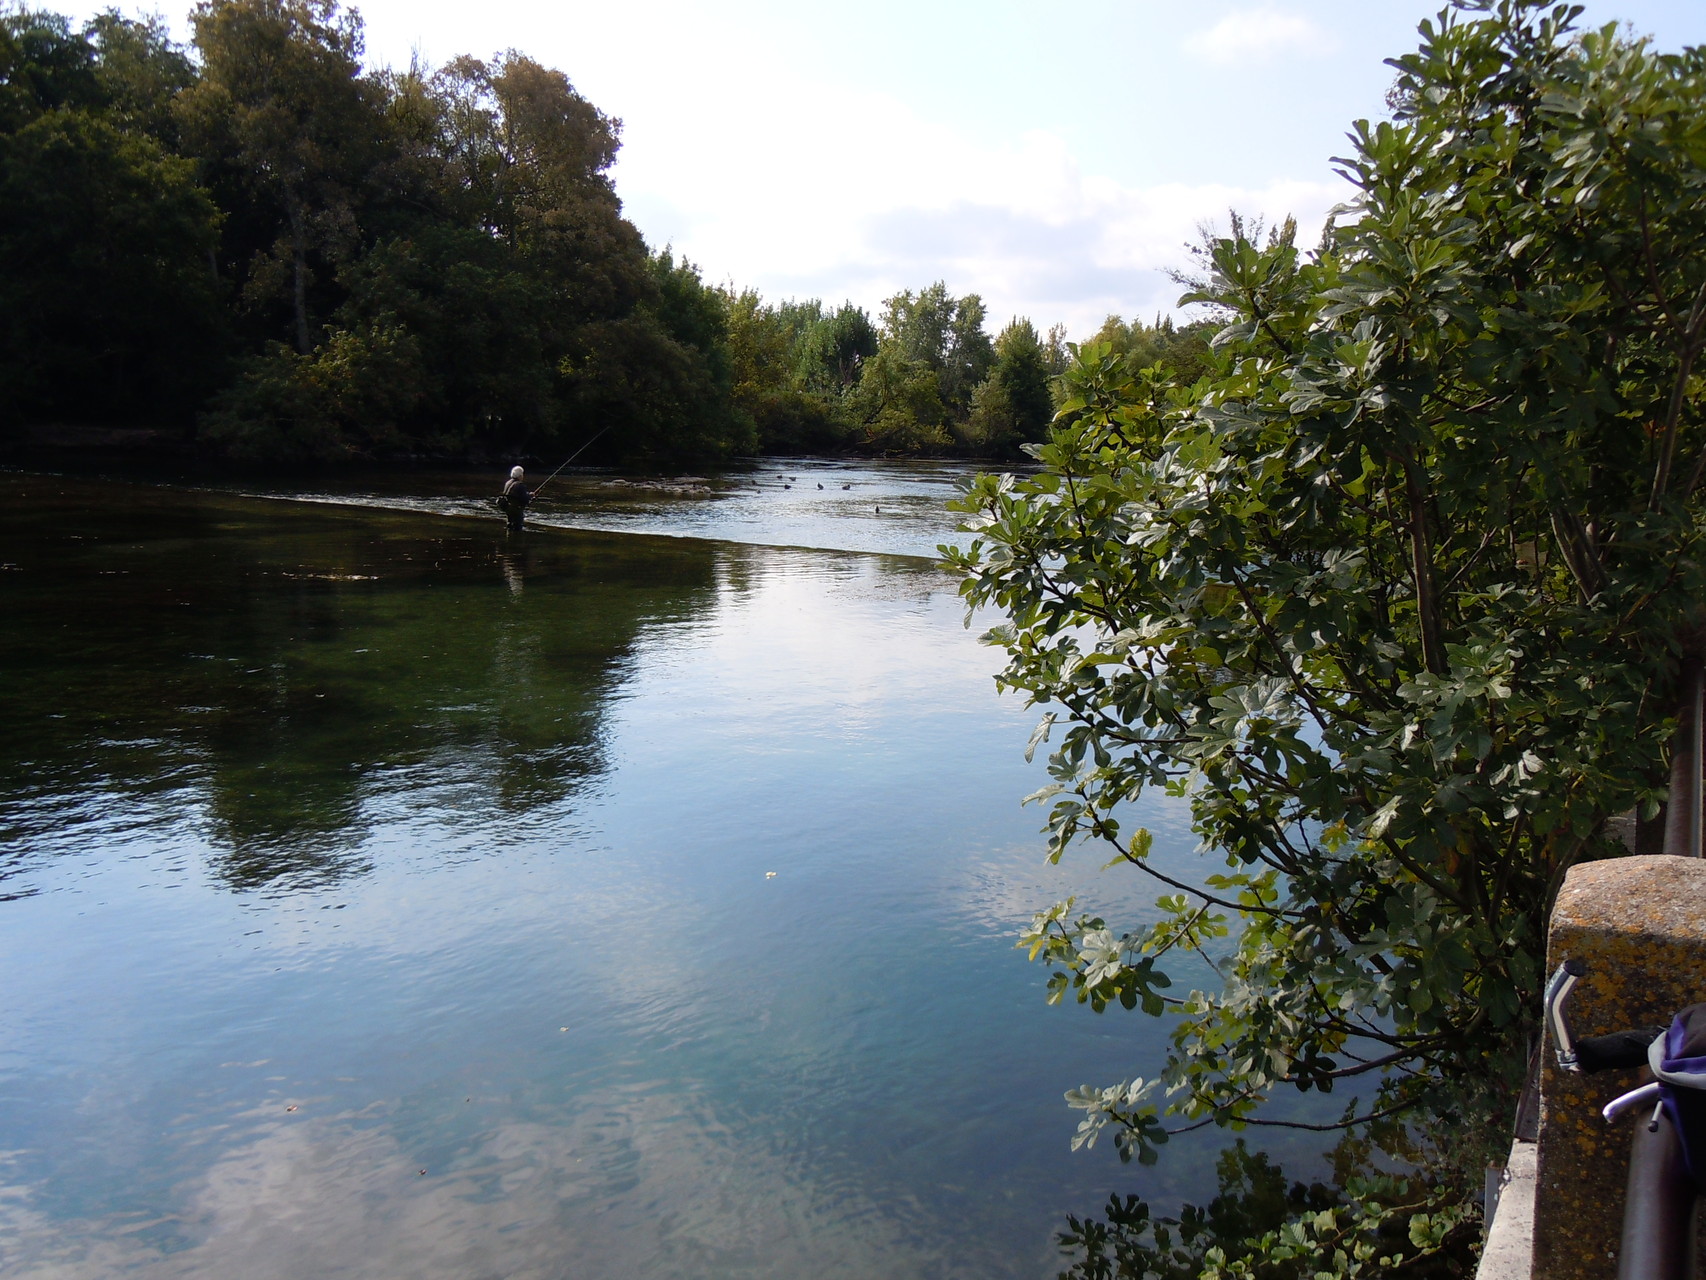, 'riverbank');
2,420,1023,483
